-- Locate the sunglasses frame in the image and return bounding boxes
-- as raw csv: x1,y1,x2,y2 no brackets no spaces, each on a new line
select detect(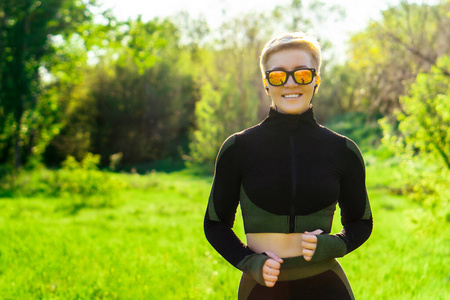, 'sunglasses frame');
265,68,317,86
